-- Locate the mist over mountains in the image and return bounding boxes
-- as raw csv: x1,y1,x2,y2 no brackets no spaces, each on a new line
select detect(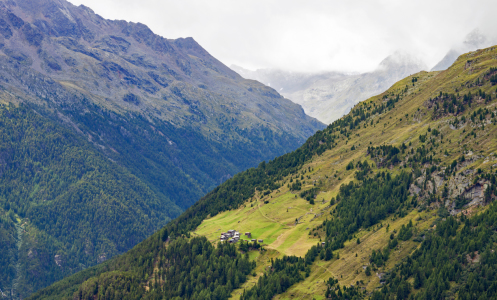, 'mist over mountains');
232,50,427,123
233,28,497,125
431,28,497,71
